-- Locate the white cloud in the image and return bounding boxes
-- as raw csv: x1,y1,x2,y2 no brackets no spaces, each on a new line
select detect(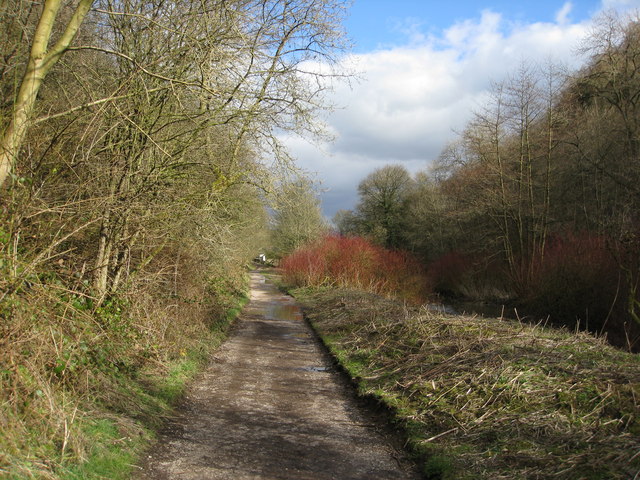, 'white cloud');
601,0,640,9
556,2,574,24
286,7,614,218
